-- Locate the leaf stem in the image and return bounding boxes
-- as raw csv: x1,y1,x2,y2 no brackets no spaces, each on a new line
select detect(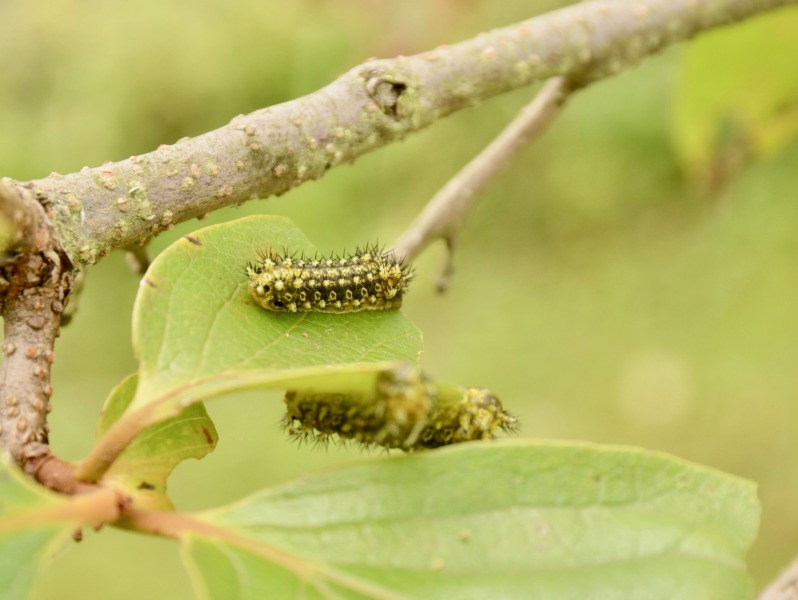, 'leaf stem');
120,507,410,600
